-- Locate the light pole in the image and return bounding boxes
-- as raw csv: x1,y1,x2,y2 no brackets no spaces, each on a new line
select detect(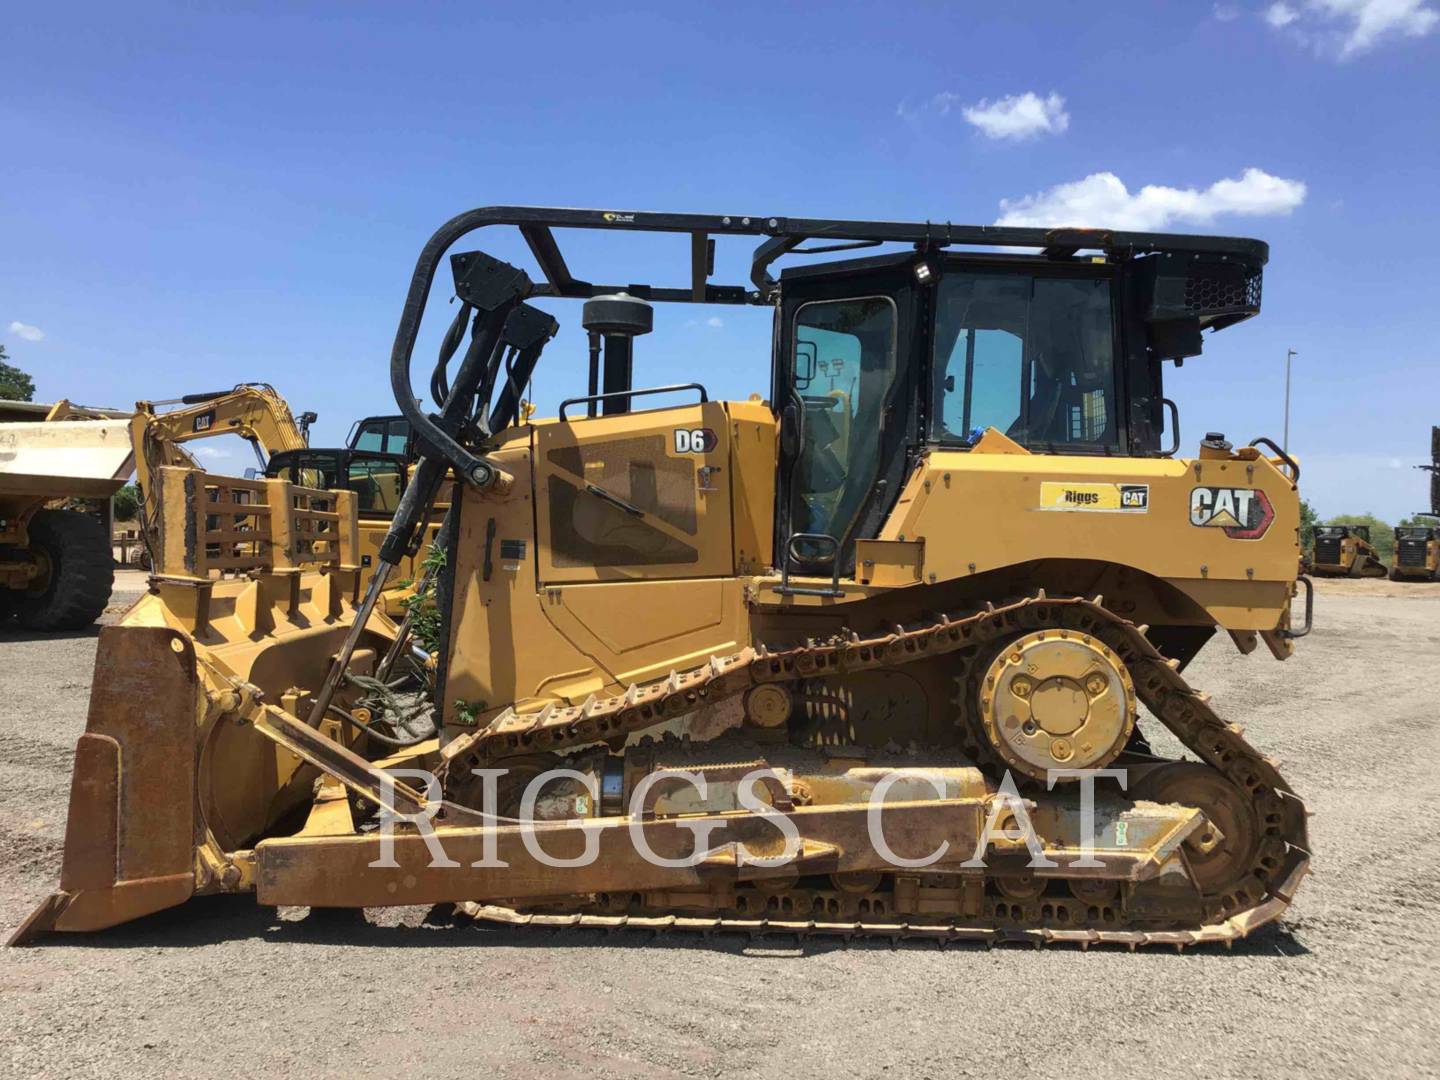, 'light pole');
1283,349,1297,454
